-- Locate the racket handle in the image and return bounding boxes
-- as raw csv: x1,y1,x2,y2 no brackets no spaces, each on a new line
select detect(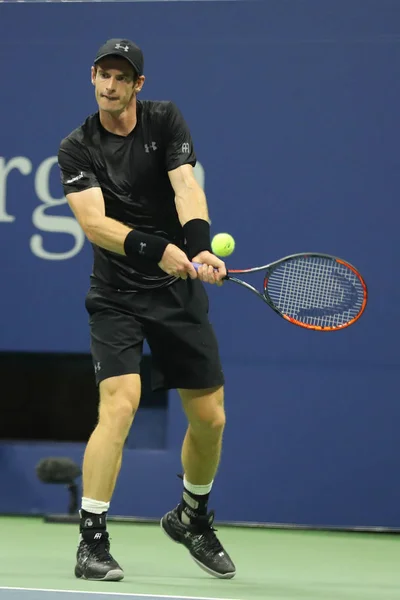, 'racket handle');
192,262,203,271
192,262,219,271
192,262,229,279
